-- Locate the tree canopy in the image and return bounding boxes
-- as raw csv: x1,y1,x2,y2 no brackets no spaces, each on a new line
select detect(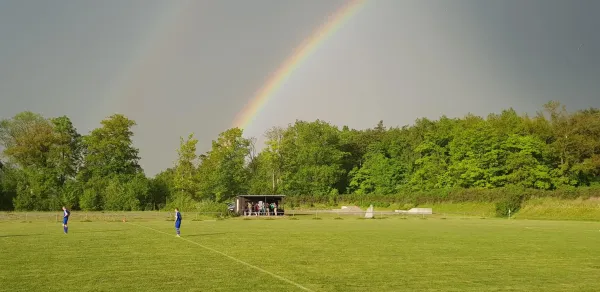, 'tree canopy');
1,102,599,211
